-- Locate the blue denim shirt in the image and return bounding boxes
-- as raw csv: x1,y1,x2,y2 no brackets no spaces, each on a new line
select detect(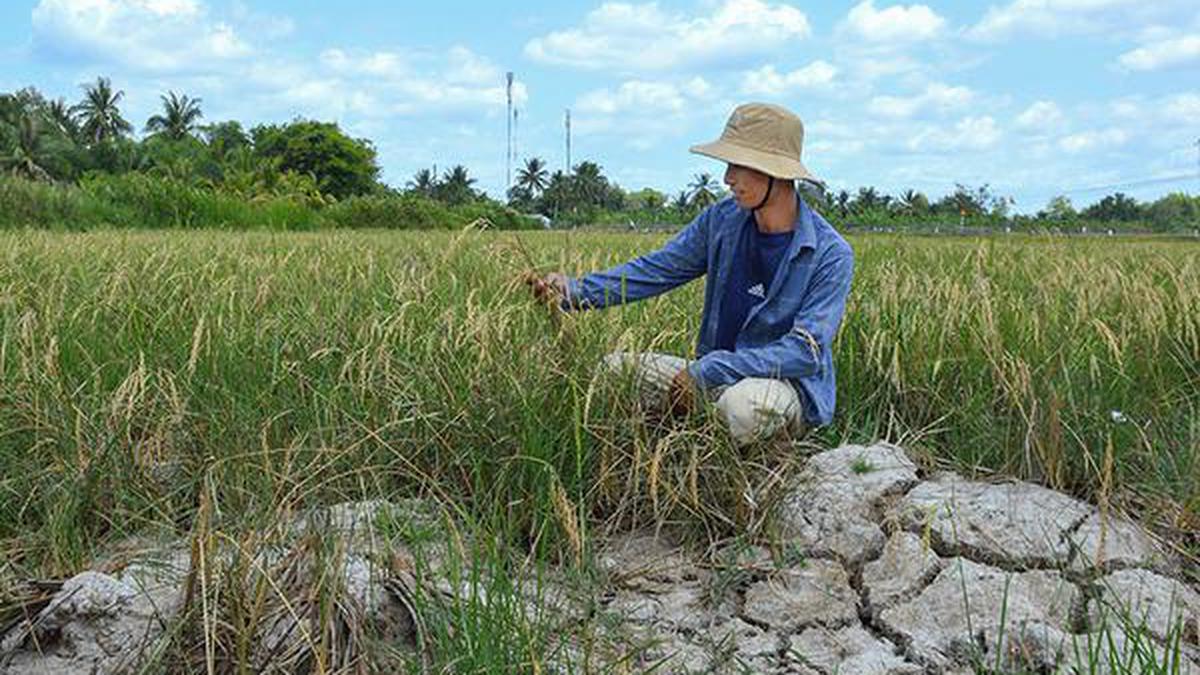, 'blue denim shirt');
564,195,855,426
